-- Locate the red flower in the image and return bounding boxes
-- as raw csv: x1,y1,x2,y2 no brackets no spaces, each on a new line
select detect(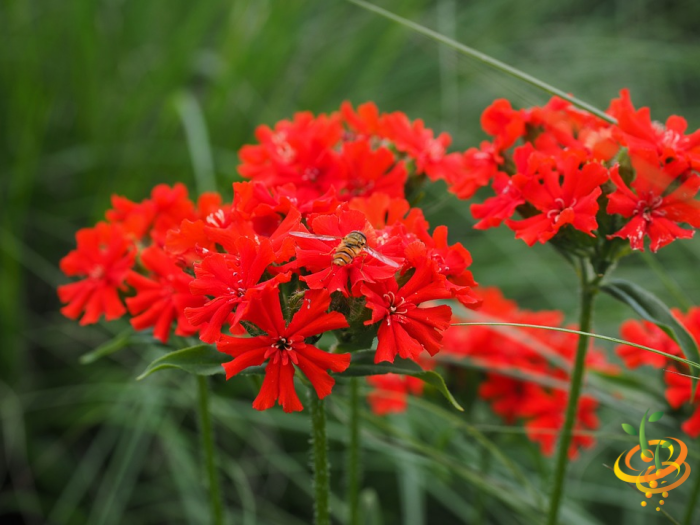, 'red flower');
294,209,400,296
238,112,345,200
521,390,598,459
607,150,700,251
506,150,609,245
341,101,382,138
480,99,526,150
367,374,424,415
664,370,700,438
58,223,135,325
125,246,204,343
380,111,456,181
609,89,700,171
447,142,503,200
616,318,682,369
470,172,525,230
339,140,407,199
185,237,281,343
362,258,452,363
217,286,350,412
